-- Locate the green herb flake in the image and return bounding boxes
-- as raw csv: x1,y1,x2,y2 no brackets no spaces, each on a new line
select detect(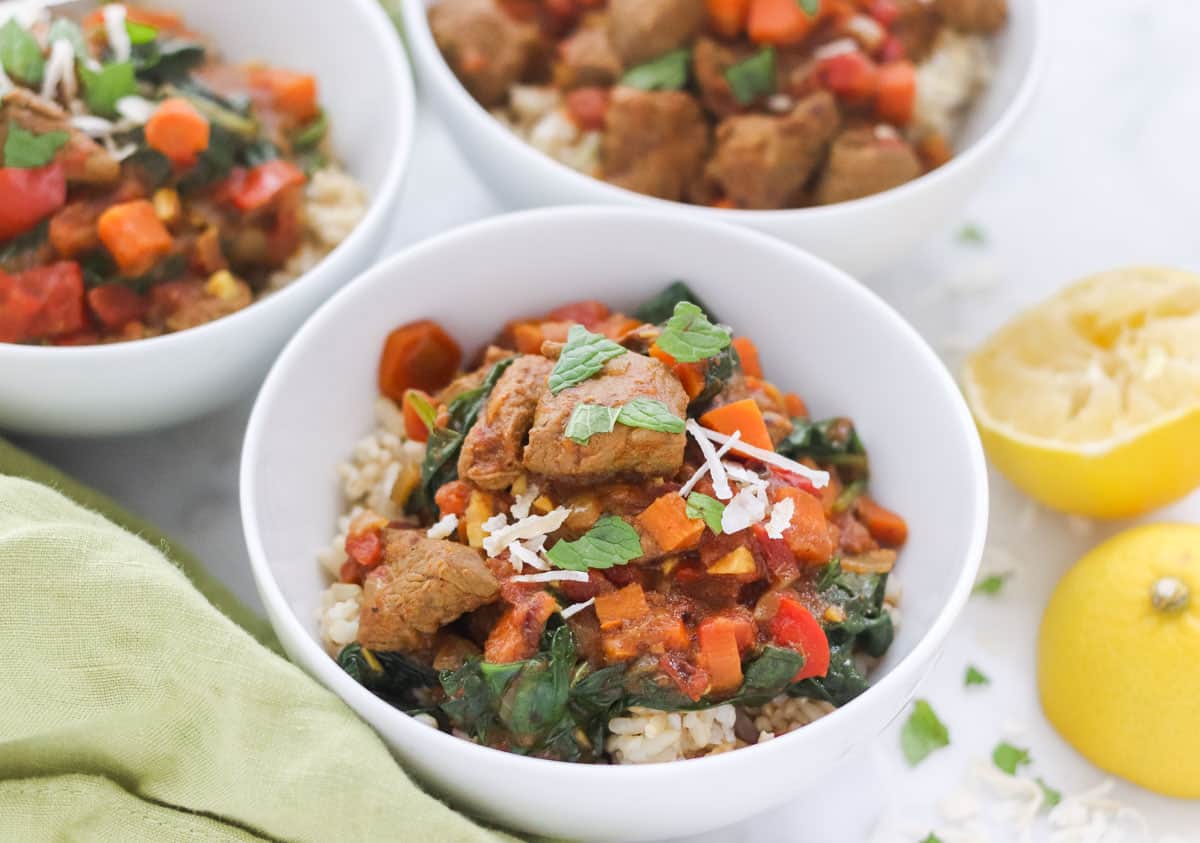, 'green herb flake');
816,557,843,591
920,835,943,843
0,19,44,85
964,665,990,687
725,47,776,106
405,390,438,434
565,403,621,445
292,109,328,150
125,19,158,45
620,48,690,91
546,515,643,571
655,301,732,363
3,124,68,169
79,61,138,117
973,572,1011,596
685,492,725,534
901,699,950,766
992,741,1031,775
548,325,627,394
1036,776,1062,809
616,397,685,435
957,223,987,245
